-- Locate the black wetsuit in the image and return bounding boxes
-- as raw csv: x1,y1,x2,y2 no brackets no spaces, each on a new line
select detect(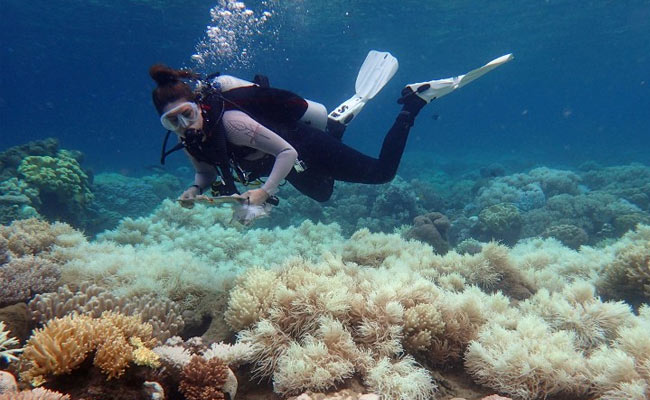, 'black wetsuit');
192,89,426,202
